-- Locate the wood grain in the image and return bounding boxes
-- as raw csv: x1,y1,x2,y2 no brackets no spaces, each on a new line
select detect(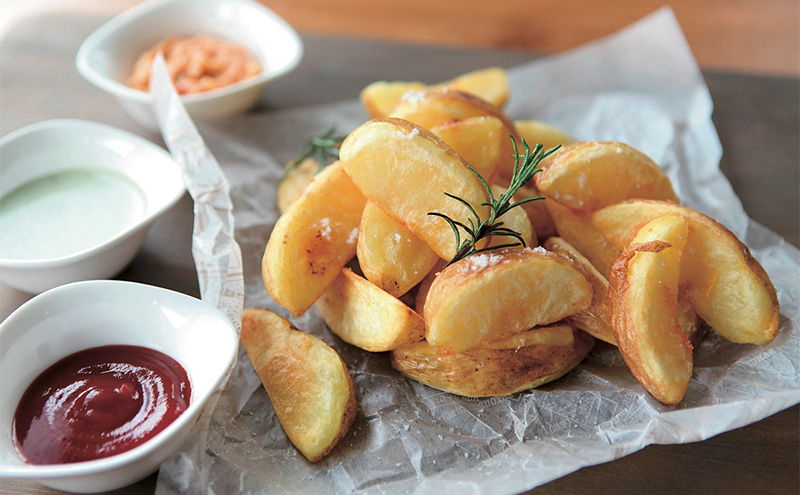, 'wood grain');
260,0,800,76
